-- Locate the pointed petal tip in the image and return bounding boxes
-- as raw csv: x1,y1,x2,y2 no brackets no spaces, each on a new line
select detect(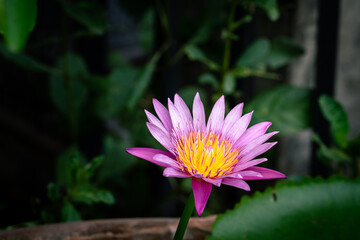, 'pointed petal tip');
152,98,159,106
125,148,133,154
192,178,212,217
243,167,287,180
